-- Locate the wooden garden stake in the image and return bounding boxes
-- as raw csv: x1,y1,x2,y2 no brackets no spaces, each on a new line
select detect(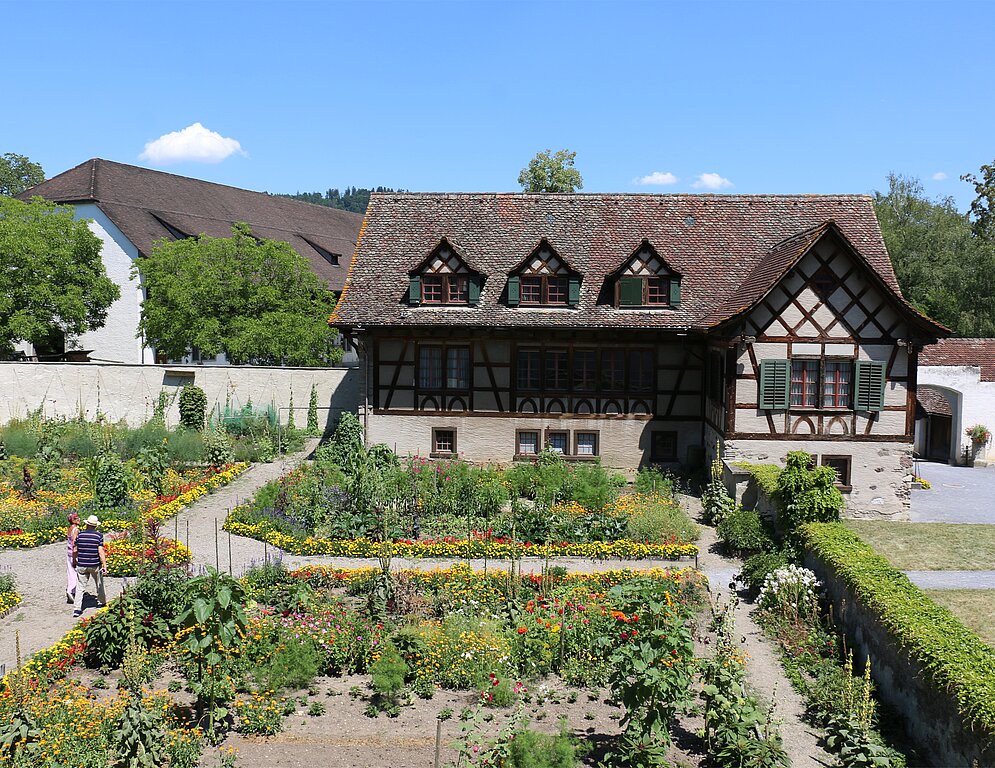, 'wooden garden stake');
185,520,189,552
228,529,233,576
434,718,442,768
215,518,220,570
